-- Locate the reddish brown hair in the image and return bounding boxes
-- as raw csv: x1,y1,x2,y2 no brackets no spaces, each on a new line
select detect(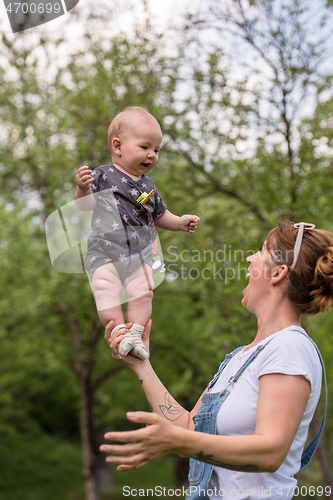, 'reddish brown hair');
266,220,333,314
